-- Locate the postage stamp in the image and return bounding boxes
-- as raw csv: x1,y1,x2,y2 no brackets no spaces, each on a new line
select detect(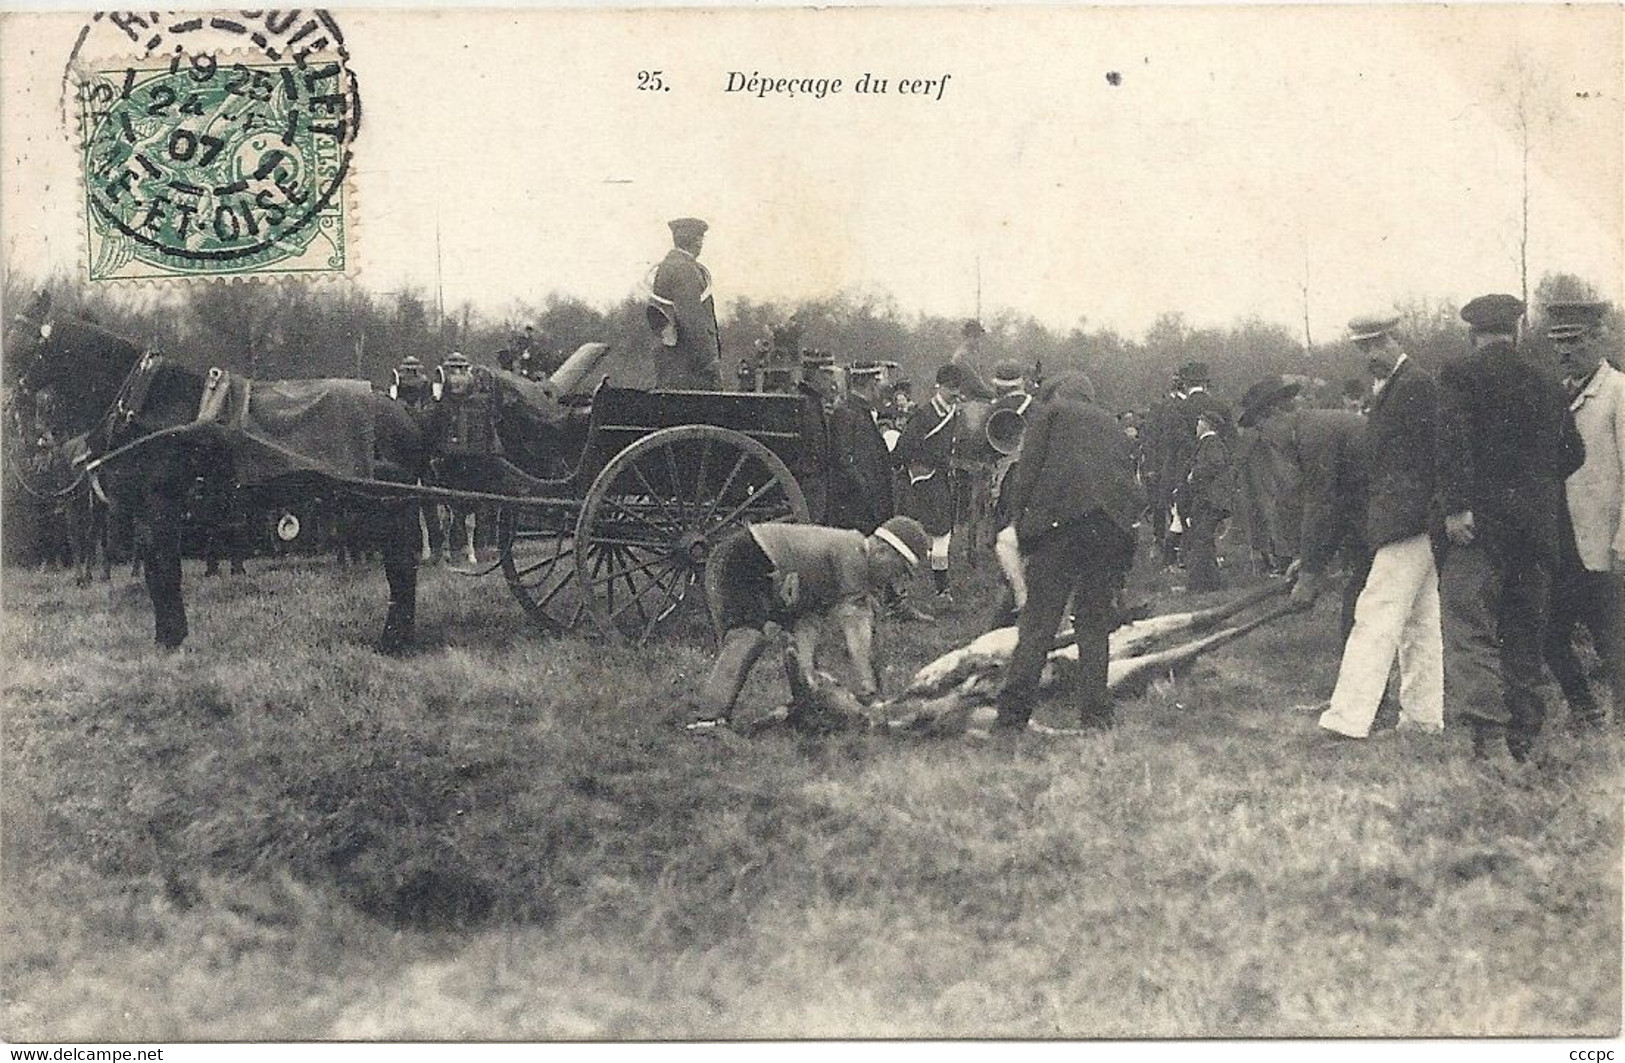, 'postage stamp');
64,12,358,282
